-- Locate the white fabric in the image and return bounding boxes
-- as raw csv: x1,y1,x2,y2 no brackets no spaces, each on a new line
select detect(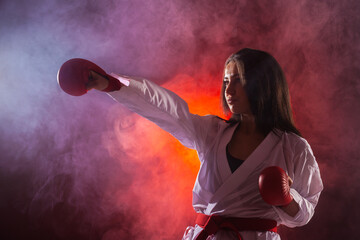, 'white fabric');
108,76,324,240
